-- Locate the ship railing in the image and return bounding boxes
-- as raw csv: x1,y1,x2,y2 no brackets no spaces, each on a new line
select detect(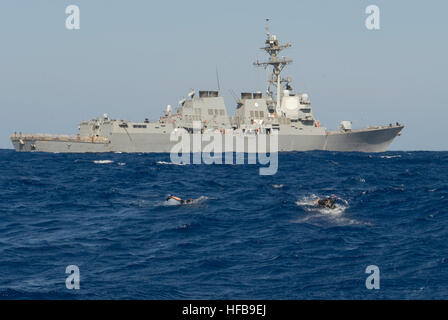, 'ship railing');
10,133,109,143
